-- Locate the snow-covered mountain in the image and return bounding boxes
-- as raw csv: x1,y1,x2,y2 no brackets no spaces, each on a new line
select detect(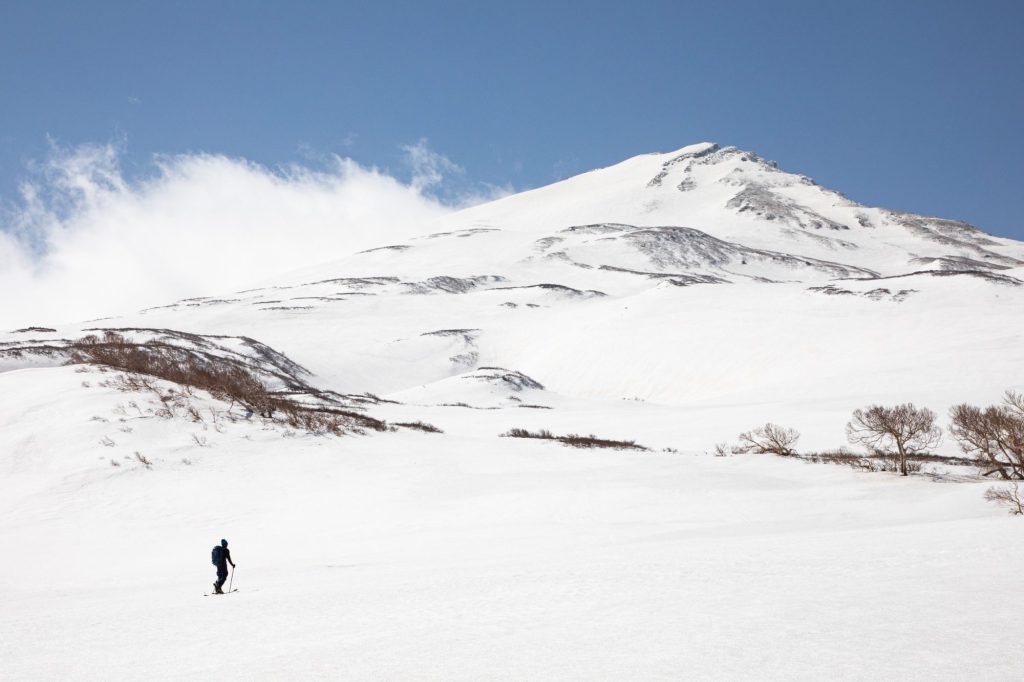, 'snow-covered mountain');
3,143,1023,680
6,142,1022,434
